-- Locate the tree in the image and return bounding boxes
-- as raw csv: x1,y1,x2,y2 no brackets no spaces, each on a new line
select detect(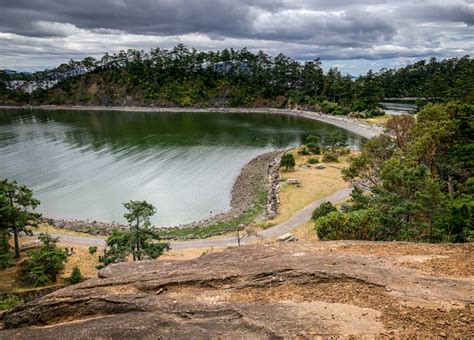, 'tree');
68,266,84,284
305,135,321,154
280,153,295,170
18,233,68,286
99,201,170,267
232,224,257,247
385,115,415,151
325,131,347,150
342,135,396,189
0,179,41,258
